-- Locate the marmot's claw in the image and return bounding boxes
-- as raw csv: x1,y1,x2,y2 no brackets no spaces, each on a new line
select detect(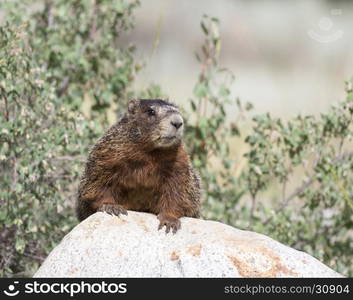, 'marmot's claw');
157,214,181,234
98,203,128,217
